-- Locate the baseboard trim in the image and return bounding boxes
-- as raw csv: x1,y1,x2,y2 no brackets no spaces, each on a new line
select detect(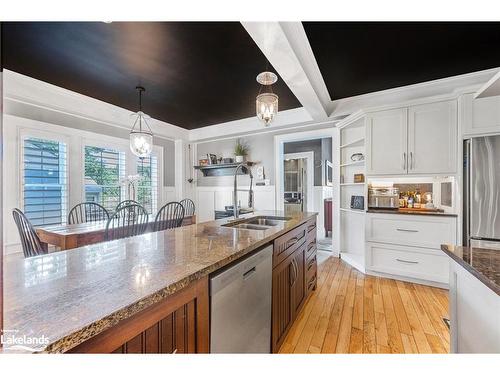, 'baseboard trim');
365,269,449,289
